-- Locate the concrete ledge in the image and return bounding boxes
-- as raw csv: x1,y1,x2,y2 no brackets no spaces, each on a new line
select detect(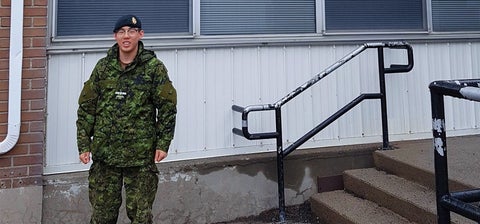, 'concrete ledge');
42,143,378,223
